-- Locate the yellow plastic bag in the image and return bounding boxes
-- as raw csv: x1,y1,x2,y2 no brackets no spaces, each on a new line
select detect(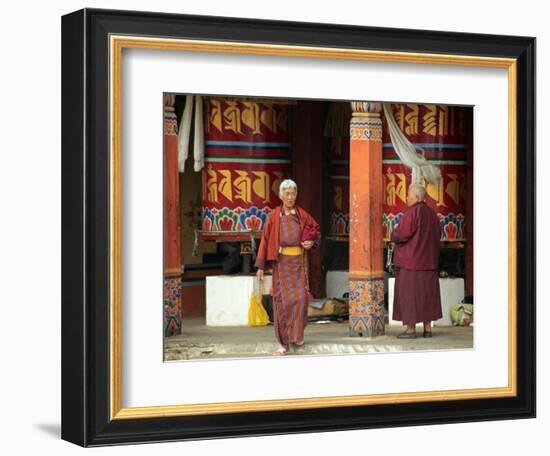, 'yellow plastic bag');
248,283,269,327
